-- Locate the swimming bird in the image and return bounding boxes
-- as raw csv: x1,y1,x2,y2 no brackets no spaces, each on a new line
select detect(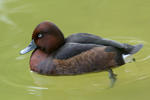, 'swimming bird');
20,21,143,86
